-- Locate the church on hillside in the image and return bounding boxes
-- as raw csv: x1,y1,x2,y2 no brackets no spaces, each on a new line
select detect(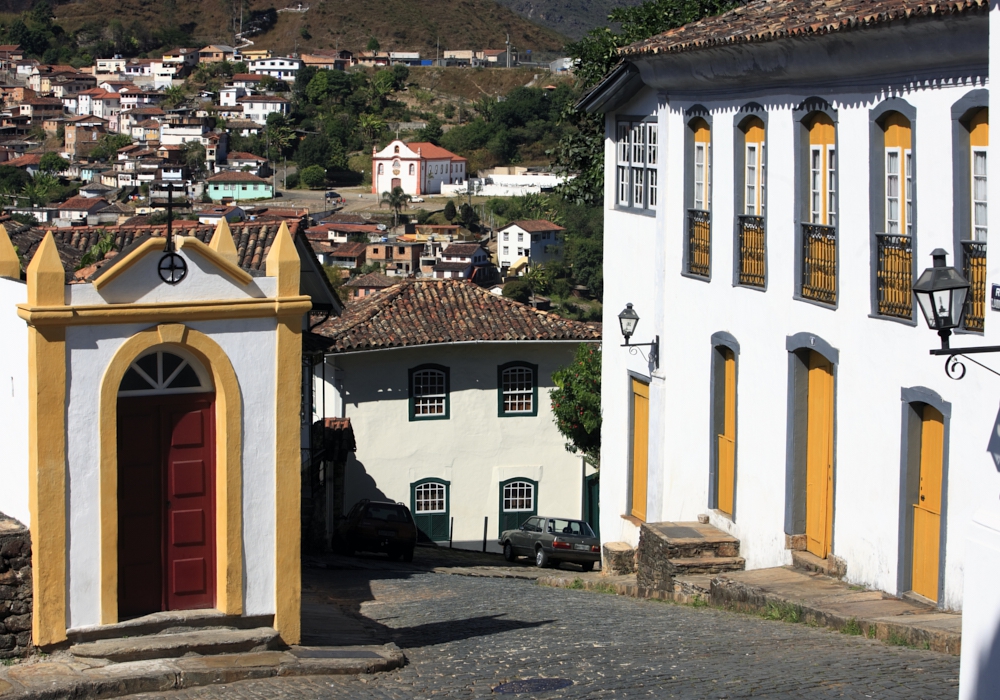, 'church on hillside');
372,140,467,196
